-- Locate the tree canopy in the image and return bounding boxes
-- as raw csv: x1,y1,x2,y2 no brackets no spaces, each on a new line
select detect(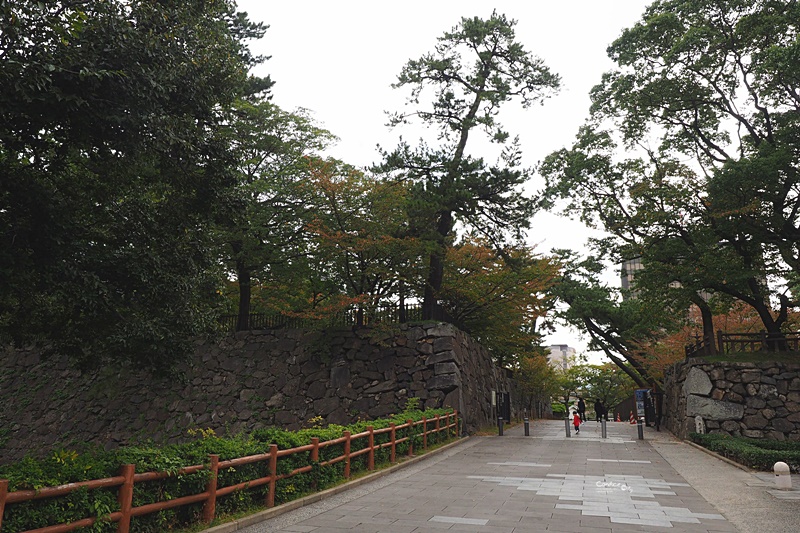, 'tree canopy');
379,11,561,319
540,0,800,370
1,0,270,372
